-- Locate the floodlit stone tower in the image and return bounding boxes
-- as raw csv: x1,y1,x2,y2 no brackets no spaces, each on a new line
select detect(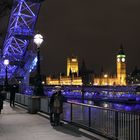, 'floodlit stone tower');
67,57,79,76
116,45,126,85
